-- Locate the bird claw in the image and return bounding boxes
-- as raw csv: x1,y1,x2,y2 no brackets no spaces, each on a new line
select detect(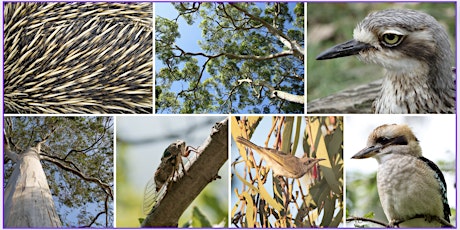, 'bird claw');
423,215,435,223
